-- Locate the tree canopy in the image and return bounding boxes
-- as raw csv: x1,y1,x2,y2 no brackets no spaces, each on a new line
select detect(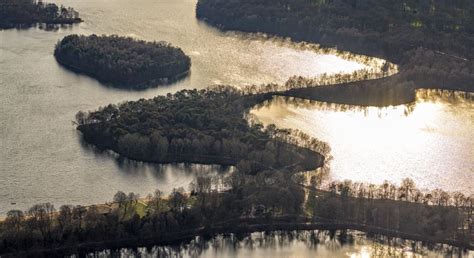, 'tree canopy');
76,87,323,173
54,34,191,89
0,0,81,29
197,0,473,61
